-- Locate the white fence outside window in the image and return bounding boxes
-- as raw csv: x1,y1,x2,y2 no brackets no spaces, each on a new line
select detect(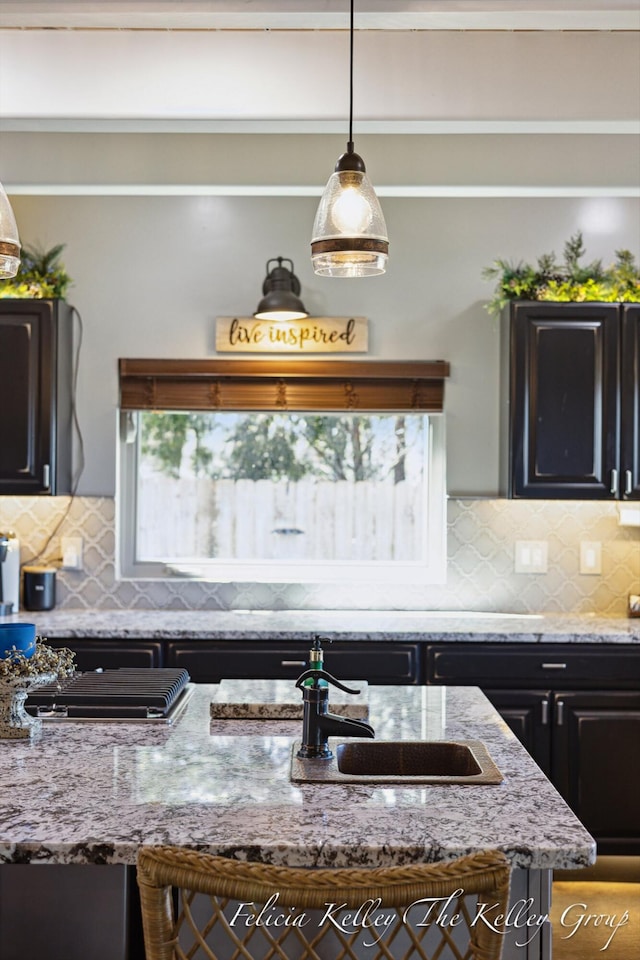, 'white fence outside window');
136,477,424,563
